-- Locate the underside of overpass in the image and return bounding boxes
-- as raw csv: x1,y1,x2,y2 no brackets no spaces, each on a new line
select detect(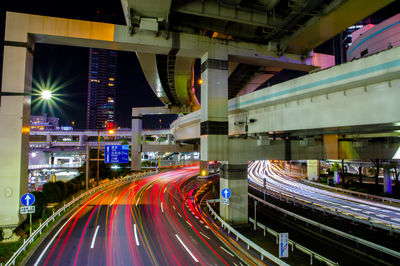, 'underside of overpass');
125,0,394,111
